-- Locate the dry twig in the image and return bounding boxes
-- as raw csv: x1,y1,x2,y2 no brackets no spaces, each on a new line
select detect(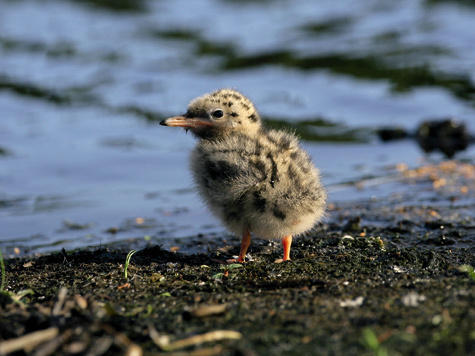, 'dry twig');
0,327,59,354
